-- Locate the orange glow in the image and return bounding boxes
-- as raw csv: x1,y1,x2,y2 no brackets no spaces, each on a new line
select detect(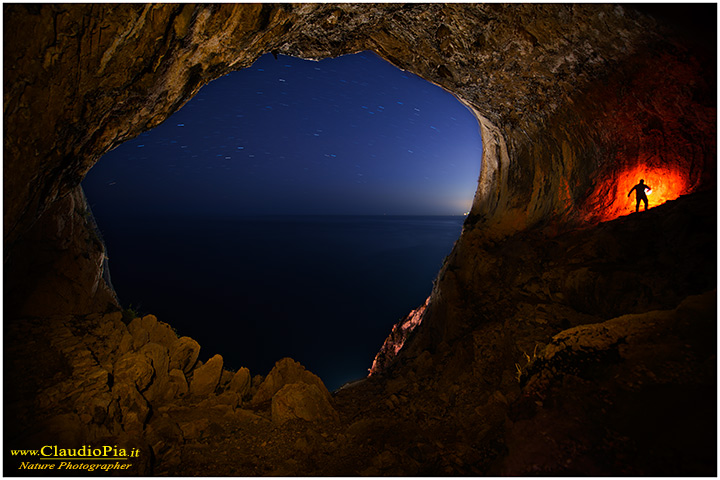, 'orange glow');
590,165,690,222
